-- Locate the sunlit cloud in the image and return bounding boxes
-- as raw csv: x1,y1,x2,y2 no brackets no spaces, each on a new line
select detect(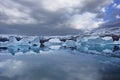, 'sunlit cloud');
66,12,103,30
42,0,82,12
116,4,120,9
